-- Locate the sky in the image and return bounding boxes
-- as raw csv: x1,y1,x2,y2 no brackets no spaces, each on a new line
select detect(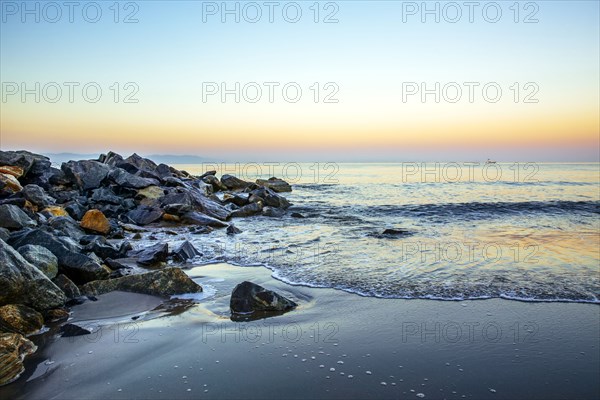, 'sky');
1,0,599,161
